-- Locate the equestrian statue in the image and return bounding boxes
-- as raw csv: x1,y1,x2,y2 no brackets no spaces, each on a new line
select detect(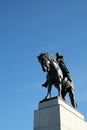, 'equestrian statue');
37,52,77,108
